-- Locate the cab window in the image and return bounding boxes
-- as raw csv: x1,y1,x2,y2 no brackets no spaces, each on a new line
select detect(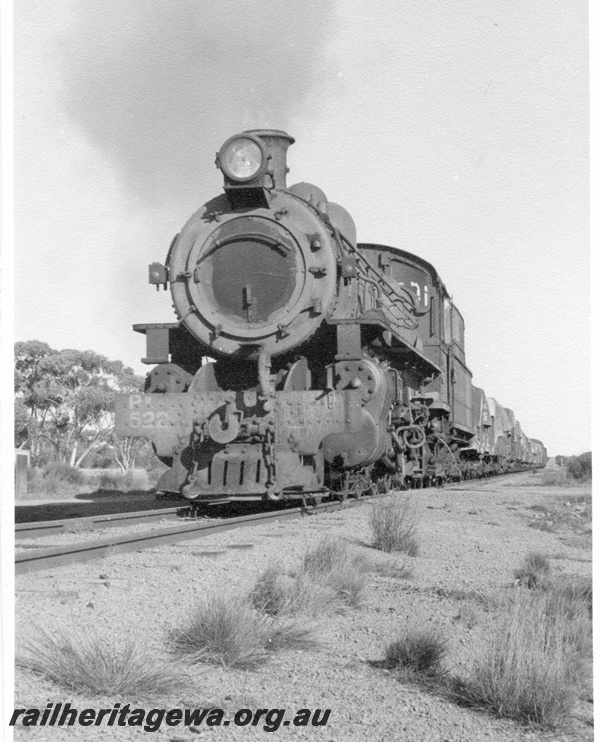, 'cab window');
451,308,465,347
443,299,451,343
